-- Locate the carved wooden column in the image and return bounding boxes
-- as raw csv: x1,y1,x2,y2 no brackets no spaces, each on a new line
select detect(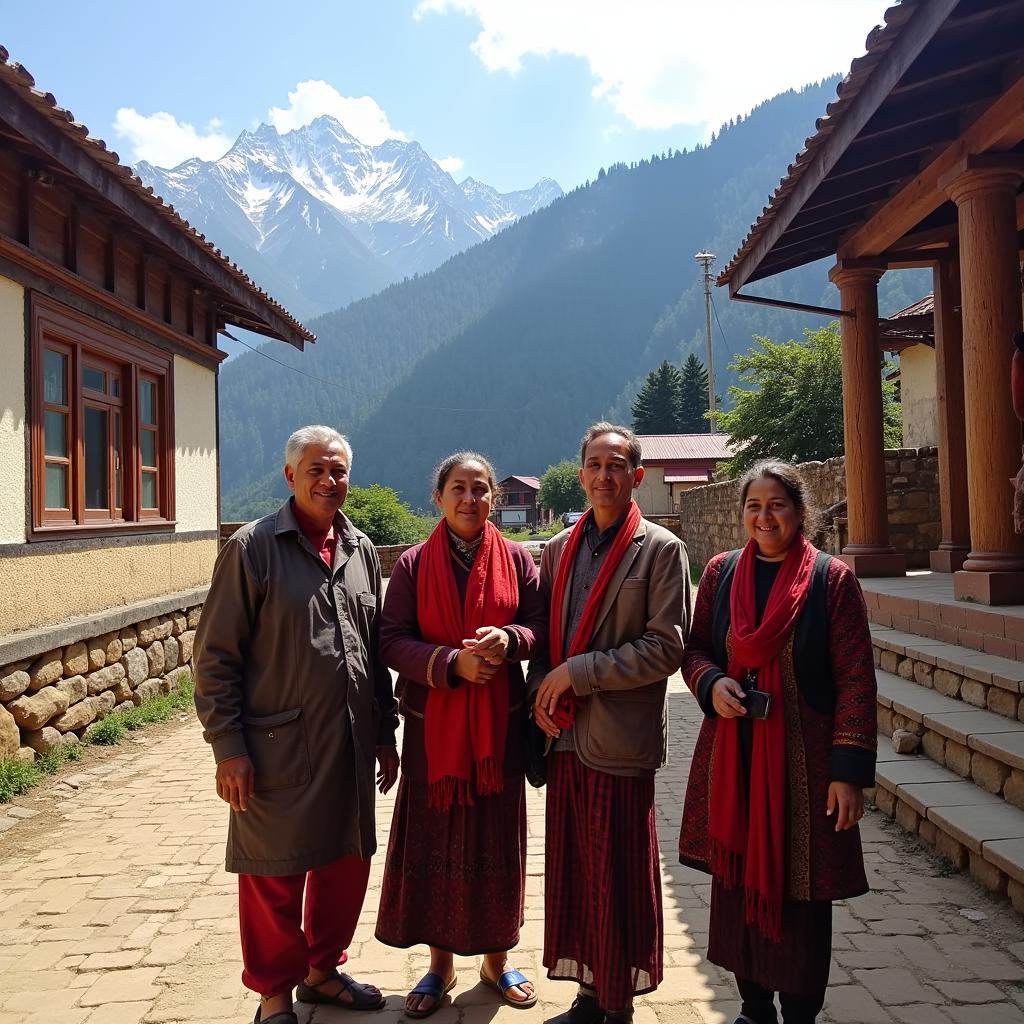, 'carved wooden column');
930,255,971,572
943,160,1024,603
829,263,906,577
